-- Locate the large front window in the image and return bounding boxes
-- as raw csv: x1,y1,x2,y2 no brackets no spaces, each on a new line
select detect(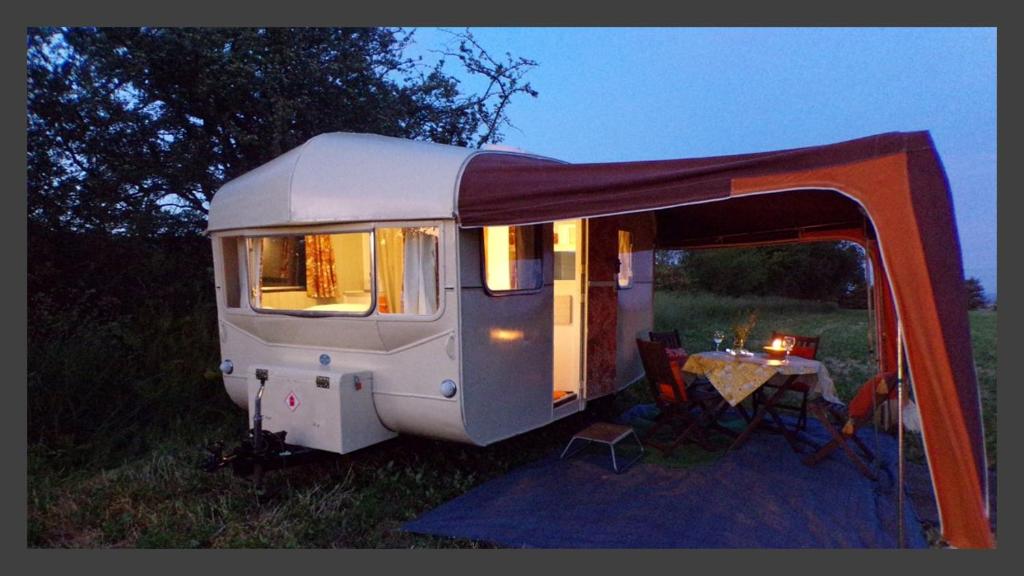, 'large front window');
249,232,373,315
247,226,440,316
